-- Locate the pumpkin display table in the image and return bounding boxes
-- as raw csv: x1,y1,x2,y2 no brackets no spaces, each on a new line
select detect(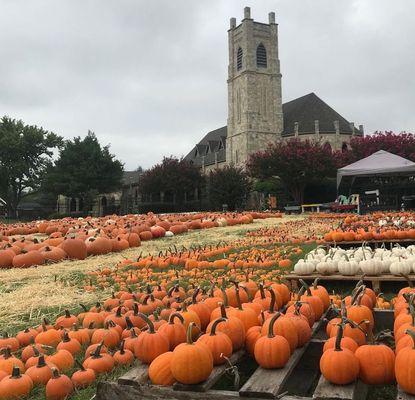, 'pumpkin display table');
325,239,415,249
283,272,415,293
